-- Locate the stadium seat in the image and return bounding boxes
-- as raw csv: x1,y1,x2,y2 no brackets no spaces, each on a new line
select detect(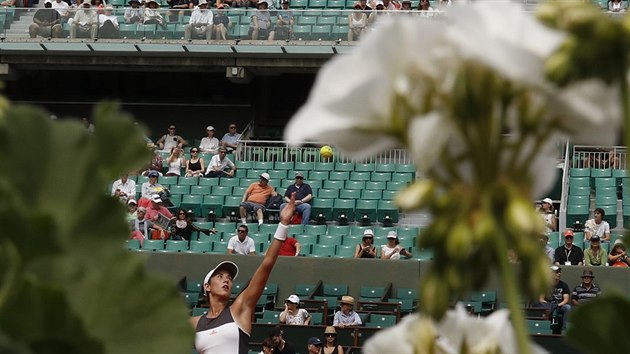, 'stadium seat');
170,184,190,195
334,162,354,171
296,234,318,245
211,241,229,254
181,195,203,216
190,185,211,195
332,199,355,221
188,240,212,253
315,162,334,171
387,181,406,191
366,314,397,328
319,235,342,246
350,171,371,181
527,320,552,335
350,225,372,235
600,204,618,229
287,224,305,235
222,196,242,219
304,224,327,235
310,244,336,257
470,291,497,315
373,226,396,237
566,204,589,226
310,312,324,325
346,180,366,190
311,25,332,40
295,161,315,171
257,223,277,235
355,163,375,172
274,161,294,170
323,284,348,297
330,171,350,181
568,195,589,206
334,245,355,258
295,284,317,297
342,235,359,246
382,190,398,200
291,0,309,8
198,178,219,186
339,189,361,199
254,161,274,170
360,286,386,301
159,175,178,185
212,185,233,196
178,176,198,186
354,199,377,223
391,172,413,183
309,171,329,180
140,239,164,252
361,189,381,200
215,222,237,234
371,172,392,182
569,167,590,177
328,225,350,236
166,240,189,252
311,199,334,221
126,239,140,251
327,0,345,7
219,178,240,187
